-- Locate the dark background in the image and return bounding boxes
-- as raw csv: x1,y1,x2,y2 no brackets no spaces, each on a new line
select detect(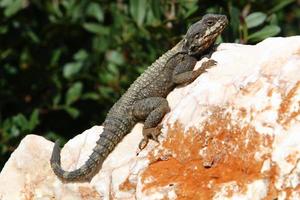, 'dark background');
0,0,299,169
